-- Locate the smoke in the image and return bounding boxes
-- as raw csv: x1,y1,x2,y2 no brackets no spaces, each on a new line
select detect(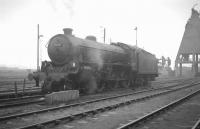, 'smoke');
79,69,97,94
62,0,75,17
87,48,104,70
46,0,75,18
